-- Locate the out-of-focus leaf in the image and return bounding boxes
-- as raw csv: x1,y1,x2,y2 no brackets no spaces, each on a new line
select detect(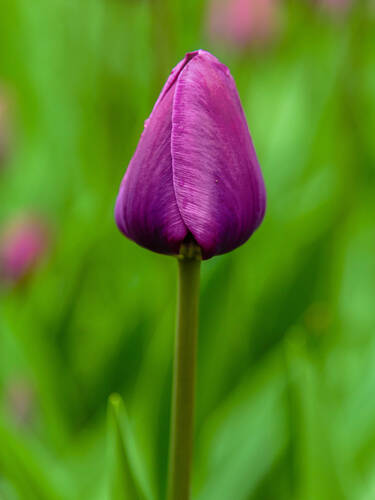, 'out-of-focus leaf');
131,308,175,500
284,329,348,500
195,348,288,500
0,418,66,500
0,478,20,500
107,394,153,500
